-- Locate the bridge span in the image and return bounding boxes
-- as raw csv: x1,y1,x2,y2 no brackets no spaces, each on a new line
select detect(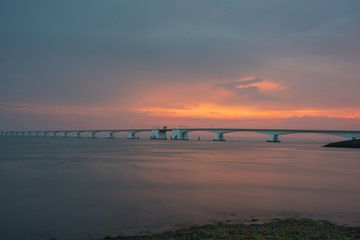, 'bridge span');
171,128,360,142
1,127,359,142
